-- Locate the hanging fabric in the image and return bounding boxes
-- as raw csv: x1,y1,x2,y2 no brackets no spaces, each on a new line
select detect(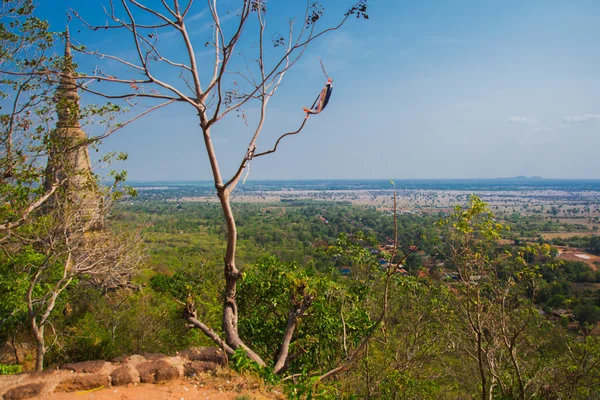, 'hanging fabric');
303,78,333,115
